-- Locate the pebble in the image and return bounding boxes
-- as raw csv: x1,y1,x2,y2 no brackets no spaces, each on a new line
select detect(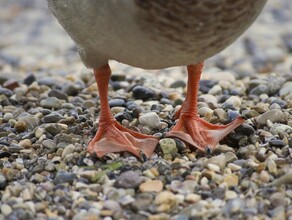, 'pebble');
54,171,76,185
115,171,142,189
185,194,201,203
0,204,12,216
139,180,163,192
225,190,238,200
223,174,239,187
224,96,242,108
40,97,62,109
154,191,177,212
138,112,160,129
3,112,13,122
14,121,27,132
48,89,68,101
260,170,270,183
159,138,178,159
279,81,292,97
18,116,40,130
61,144,75,158
132,86,155,100
257,109,285,125
270,124,292,135
0,174,7,189
205,154,227,170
